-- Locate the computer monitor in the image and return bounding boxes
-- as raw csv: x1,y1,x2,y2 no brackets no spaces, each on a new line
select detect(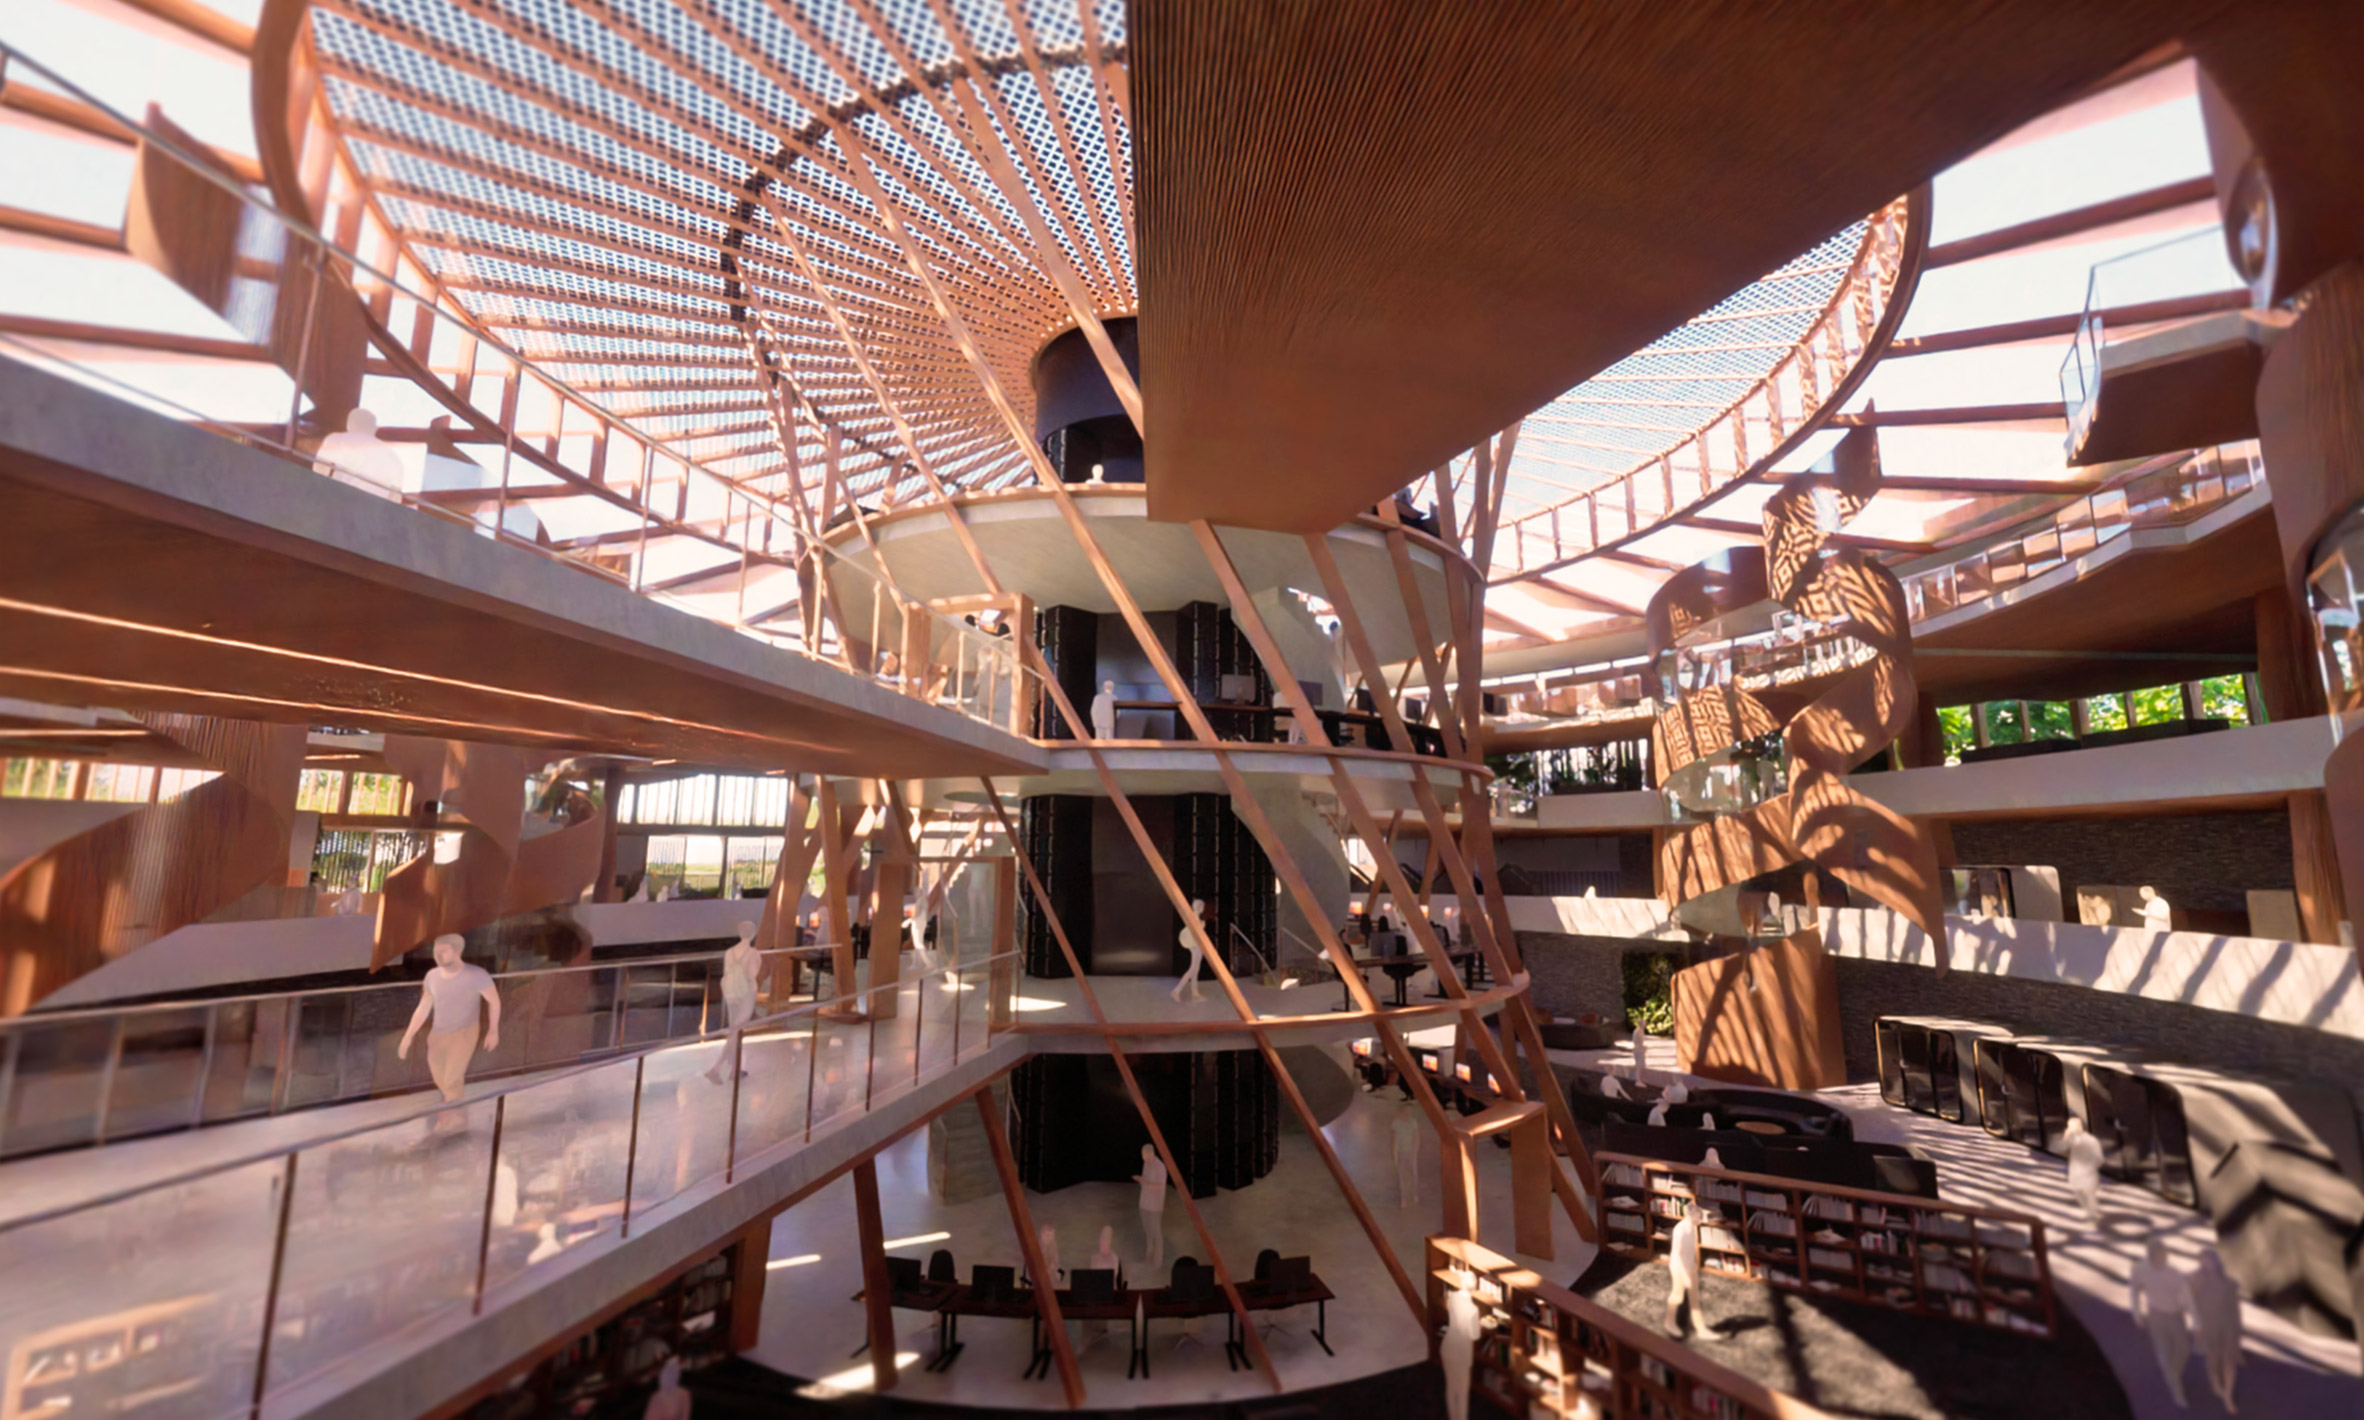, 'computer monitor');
972,1263,1017,1300
1272,1256,1313,1290
1068,1267,1117,1304
1218,672,1256,703
1296,679,1326,708
885,1256,923,1290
